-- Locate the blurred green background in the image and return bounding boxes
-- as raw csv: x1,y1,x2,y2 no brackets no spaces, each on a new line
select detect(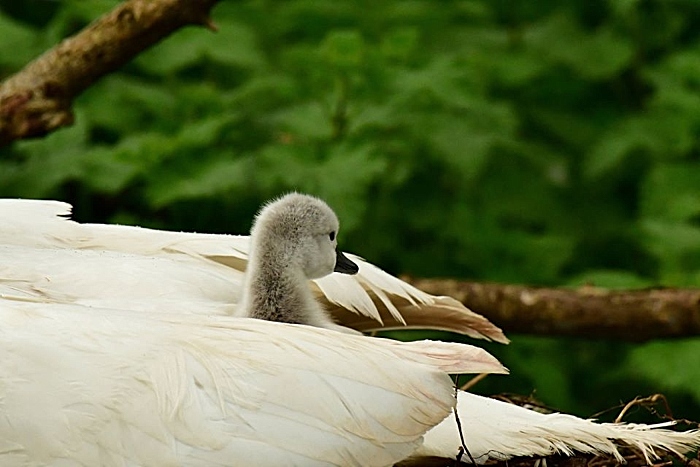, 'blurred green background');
1,0,700,422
